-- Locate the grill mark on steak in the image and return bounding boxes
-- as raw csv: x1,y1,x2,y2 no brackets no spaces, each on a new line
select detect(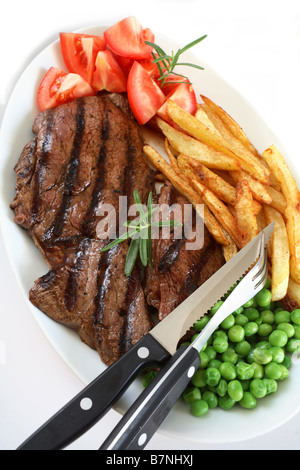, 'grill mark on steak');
43,99,86,241
82,106,109,238
31,112,54,223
